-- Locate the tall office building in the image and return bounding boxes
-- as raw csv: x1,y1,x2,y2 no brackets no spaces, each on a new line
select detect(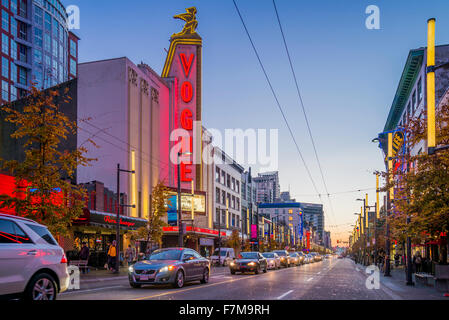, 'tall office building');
0,0,79,104
253,171,280,203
